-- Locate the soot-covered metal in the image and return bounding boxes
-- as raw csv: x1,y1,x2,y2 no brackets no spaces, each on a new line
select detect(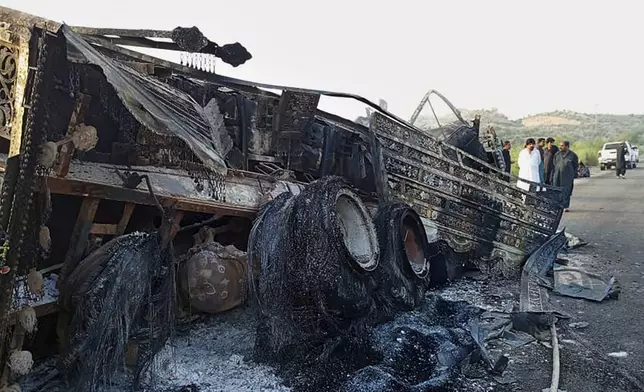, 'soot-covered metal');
248,176,487,391
0,7,567,392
